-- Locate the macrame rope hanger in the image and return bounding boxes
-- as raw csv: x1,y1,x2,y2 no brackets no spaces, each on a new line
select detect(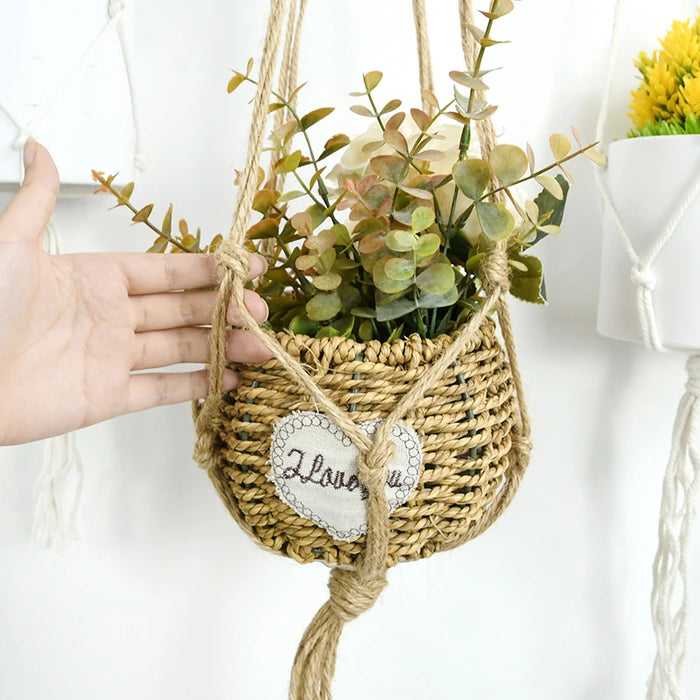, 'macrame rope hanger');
0,0,146,549
597,1,700,697
192,1,530,698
